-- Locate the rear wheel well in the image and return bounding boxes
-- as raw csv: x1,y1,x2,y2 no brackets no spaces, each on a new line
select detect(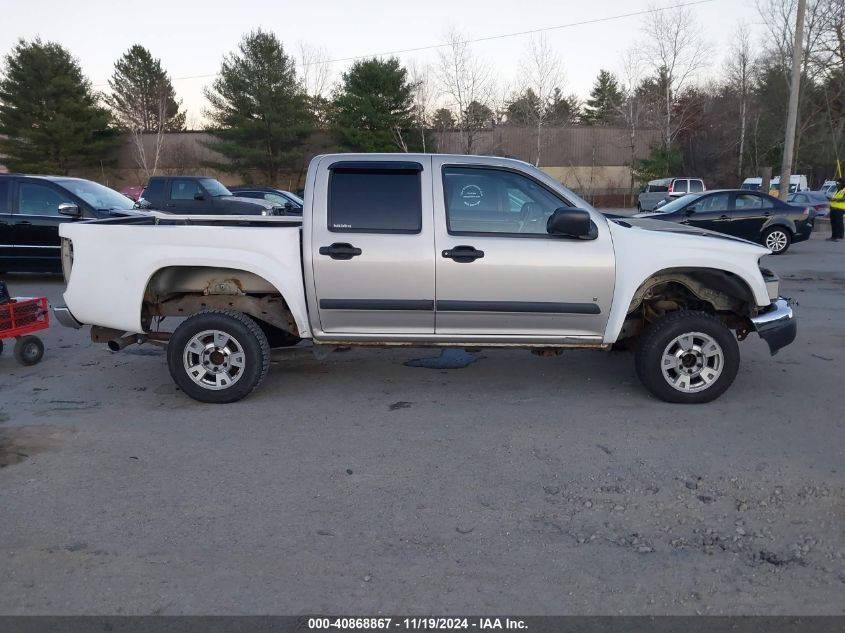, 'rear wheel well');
141,266,299,337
